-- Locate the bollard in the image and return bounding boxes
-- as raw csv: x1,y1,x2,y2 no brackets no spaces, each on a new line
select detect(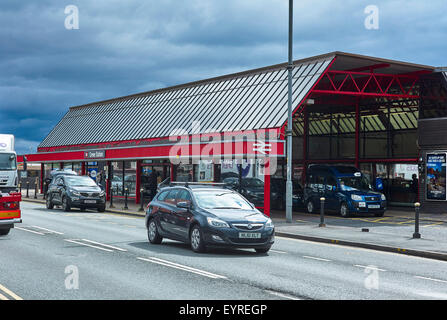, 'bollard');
139,188,145,212
26,181,30,198
19,183,22,194
43,181,47,200
123,187,129,210
109,186,114,208
413,202,421,239
319,197,326,227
